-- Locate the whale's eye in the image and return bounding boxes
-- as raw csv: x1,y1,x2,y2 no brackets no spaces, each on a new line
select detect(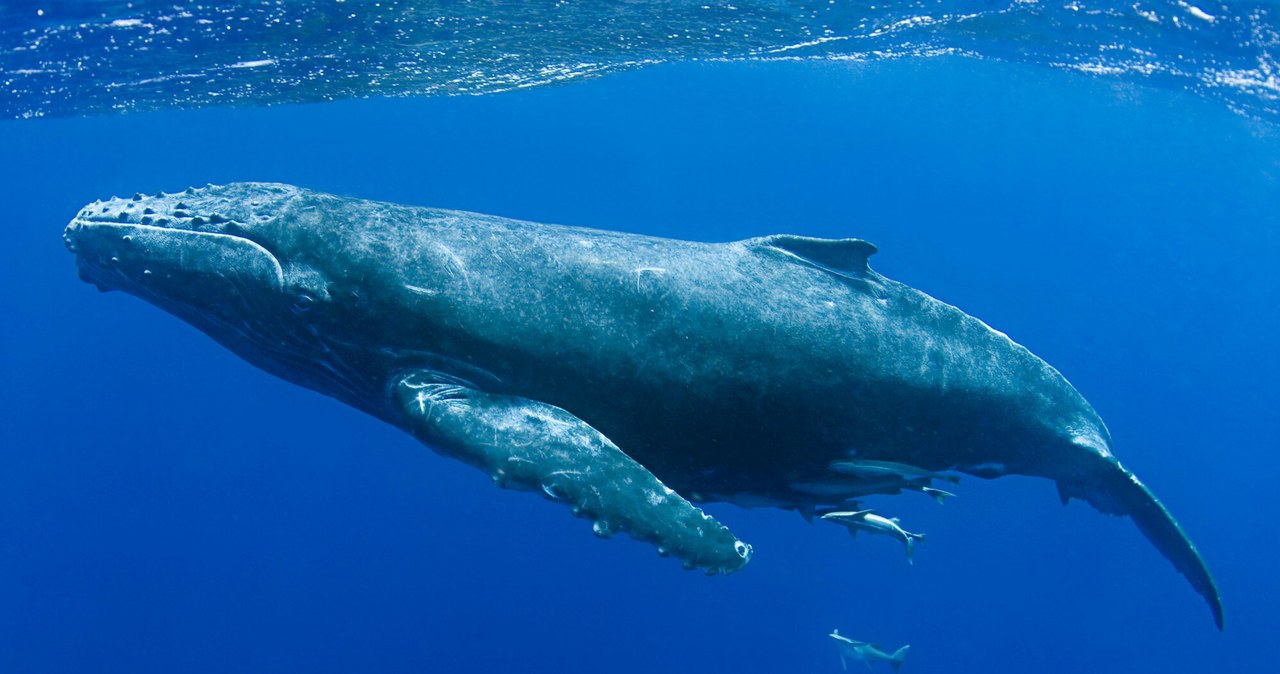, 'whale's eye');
291,292,317,315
